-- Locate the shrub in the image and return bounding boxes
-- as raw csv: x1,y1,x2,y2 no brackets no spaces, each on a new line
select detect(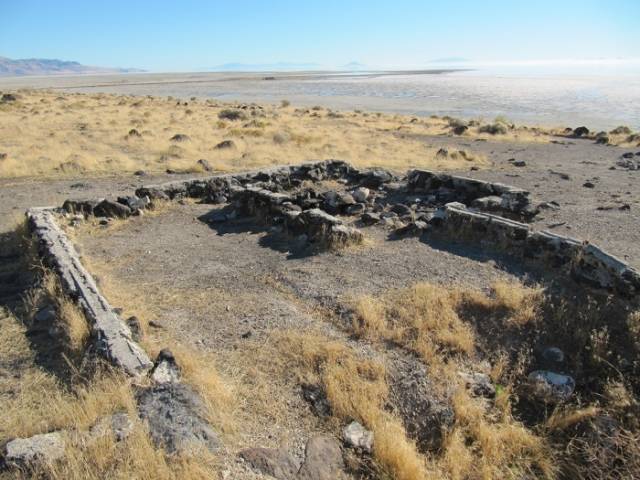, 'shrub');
218,109,246,121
